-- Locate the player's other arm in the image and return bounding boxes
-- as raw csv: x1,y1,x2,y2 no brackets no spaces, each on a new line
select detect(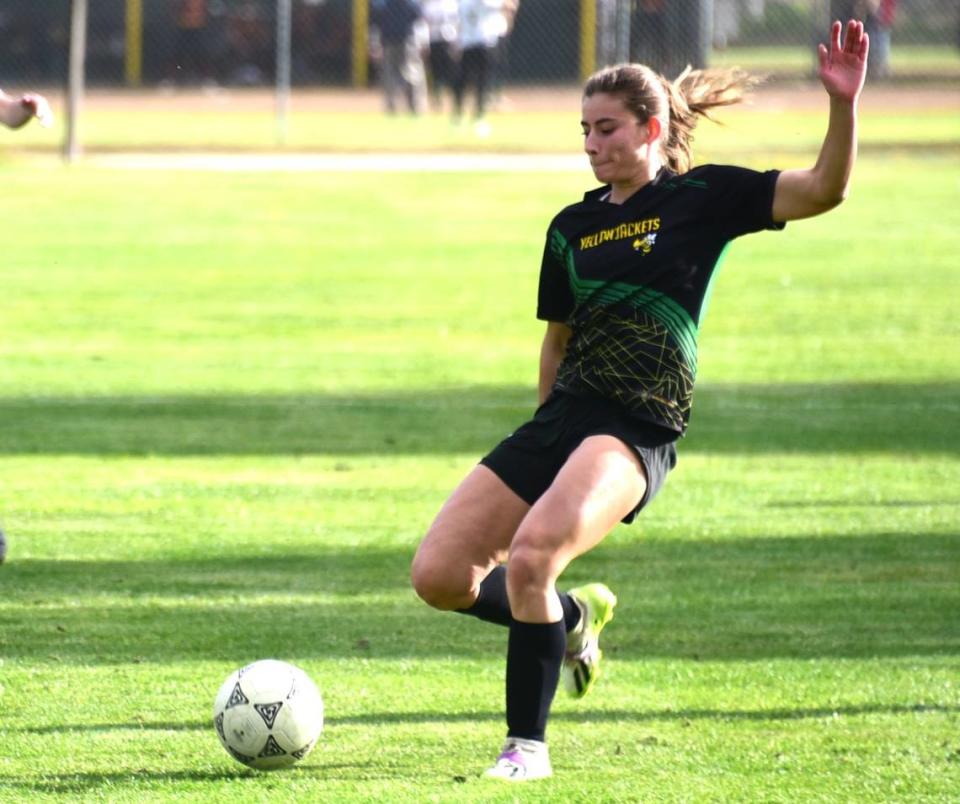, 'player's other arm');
773,20,868,223
0,90,53,129
539,321,572,404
